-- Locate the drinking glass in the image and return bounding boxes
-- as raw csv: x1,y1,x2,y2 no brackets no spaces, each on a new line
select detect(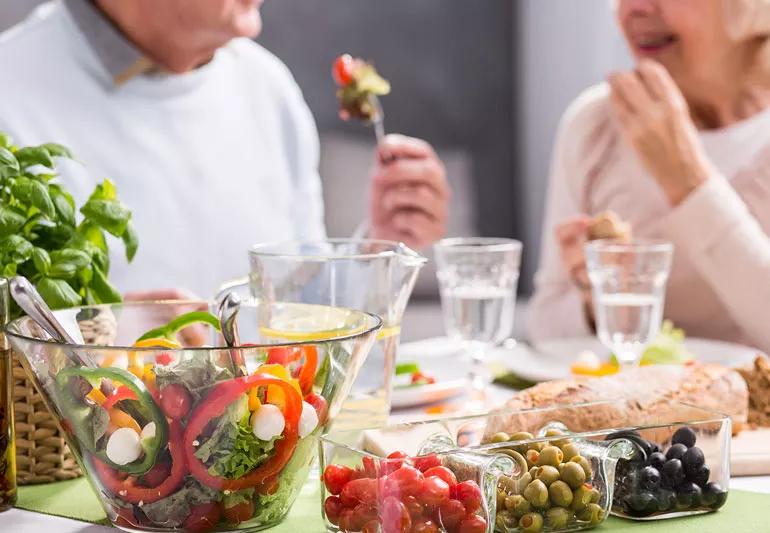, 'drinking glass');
434,238,522,405
585,239,673,371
